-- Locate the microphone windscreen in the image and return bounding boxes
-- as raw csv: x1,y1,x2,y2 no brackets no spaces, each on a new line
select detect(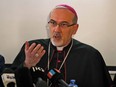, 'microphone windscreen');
47,69,69,87
30,66,46,83
36,77,47,87
47,69,63,84
7,82,15,87
1,68,16,87
15,67,34,87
